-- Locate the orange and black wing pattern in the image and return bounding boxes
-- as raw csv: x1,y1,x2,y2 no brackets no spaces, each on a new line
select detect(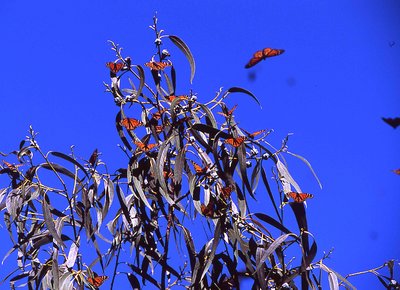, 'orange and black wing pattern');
245,48,285,68
120,118,143,130
134,141,158,152
225,136,246,147
106,62,124,73
145,61,172,71
88,275,108,288
287,192,313,203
